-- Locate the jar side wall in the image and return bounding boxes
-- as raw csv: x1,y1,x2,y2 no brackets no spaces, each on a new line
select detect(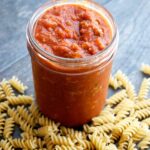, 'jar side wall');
31,54,113,127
